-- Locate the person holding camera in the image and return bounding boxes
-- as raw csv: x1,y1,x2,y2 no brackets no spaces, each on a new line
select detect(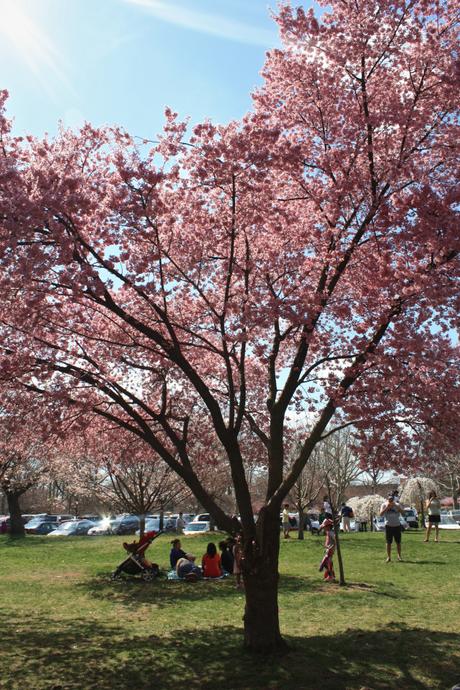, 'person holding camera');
380,494,405,562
